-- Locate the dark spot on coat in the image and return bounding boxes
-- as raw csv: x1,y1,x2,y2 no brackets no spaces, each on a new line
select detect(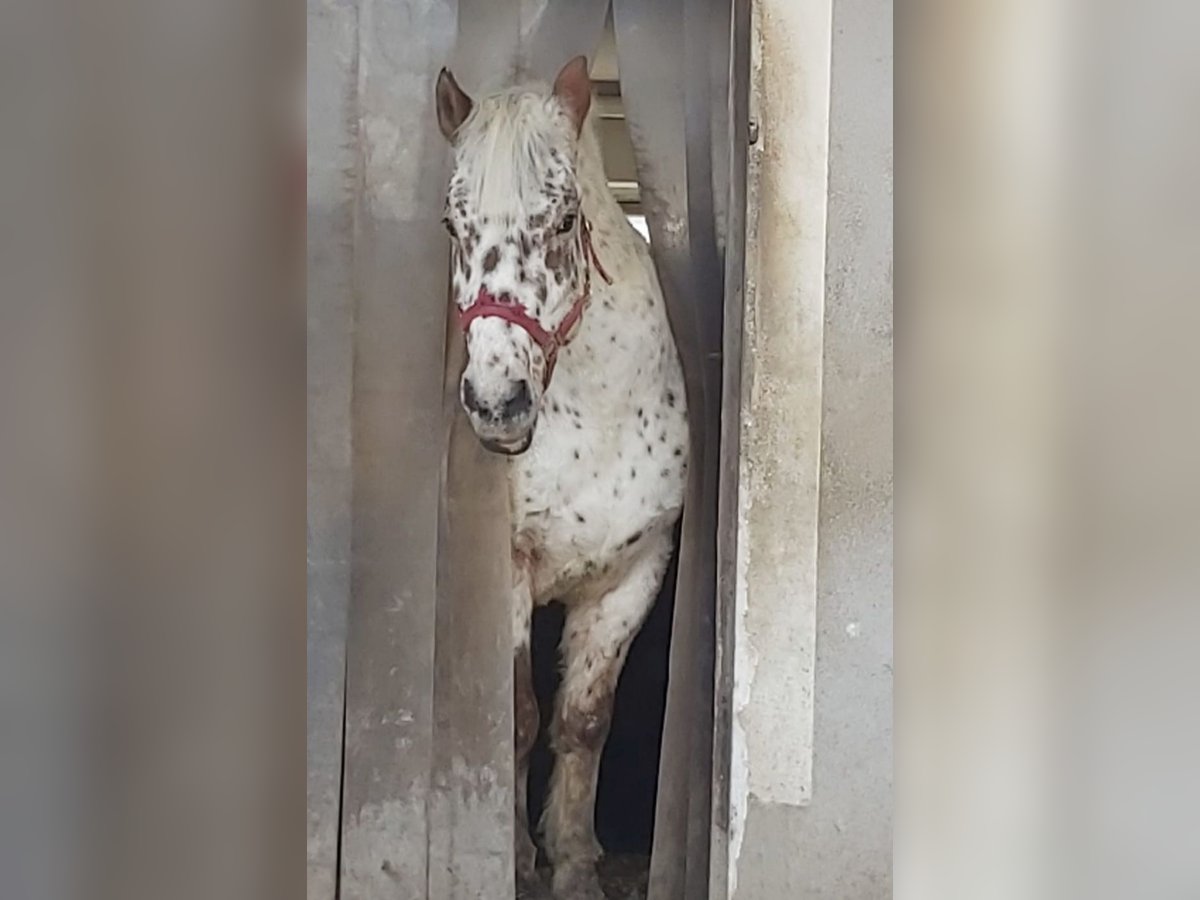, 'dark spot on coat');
573,449,580,459
575,512,586,523
483,247,499,272
674,447,683,457
463,224,480,256
666,391,676,407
